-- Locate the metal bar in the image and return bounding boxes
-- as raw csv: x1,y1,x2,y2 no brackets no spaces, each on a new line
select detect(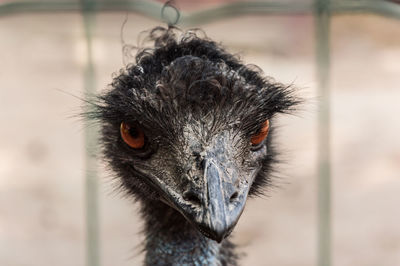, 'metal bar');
181,0,400,24
183,0,400,24
82,1,100,266
331,0,400,18
0,0,400,21
0,0,163,18
314,0,331,265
